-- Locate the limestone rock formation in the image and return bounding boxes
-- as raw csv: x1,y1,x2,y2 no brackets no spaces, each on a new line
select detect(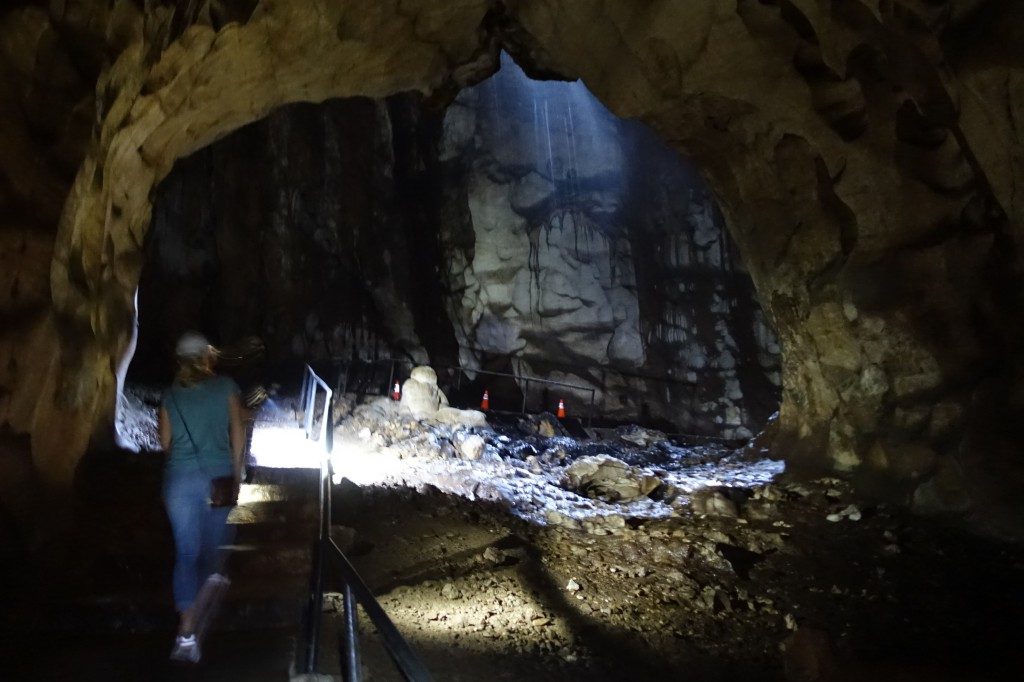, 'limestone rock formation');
560,455,662,503
400,365,487,427
132,59,779,437
439,57,779,434
0,0,1021,534
401,366,450,419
